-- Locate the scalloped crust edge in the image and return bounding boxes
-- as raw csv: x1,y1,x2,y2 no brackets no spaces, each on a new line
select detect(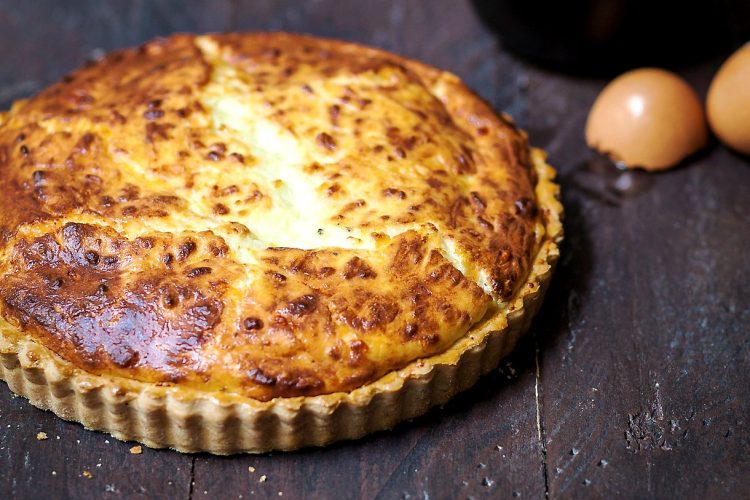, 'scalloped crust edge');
0,147,562,454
